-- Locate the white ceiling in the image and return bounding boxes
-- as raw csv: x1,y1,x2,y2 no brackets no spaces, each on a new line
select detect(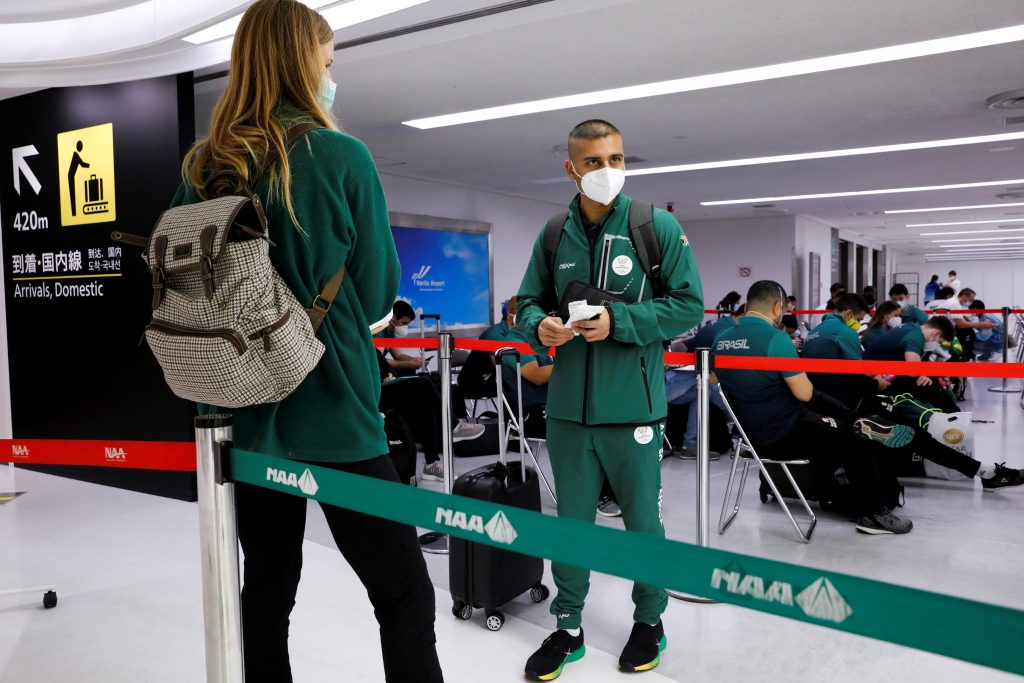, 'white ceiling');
6,0,1024,257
